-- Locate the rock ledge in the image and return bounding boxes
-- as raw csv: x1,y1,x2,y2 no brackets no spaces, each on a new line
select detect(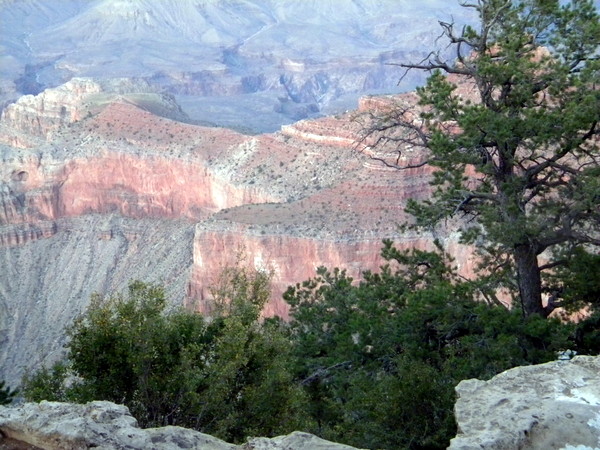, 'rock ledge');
449,355,600,450
0,400,359,450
